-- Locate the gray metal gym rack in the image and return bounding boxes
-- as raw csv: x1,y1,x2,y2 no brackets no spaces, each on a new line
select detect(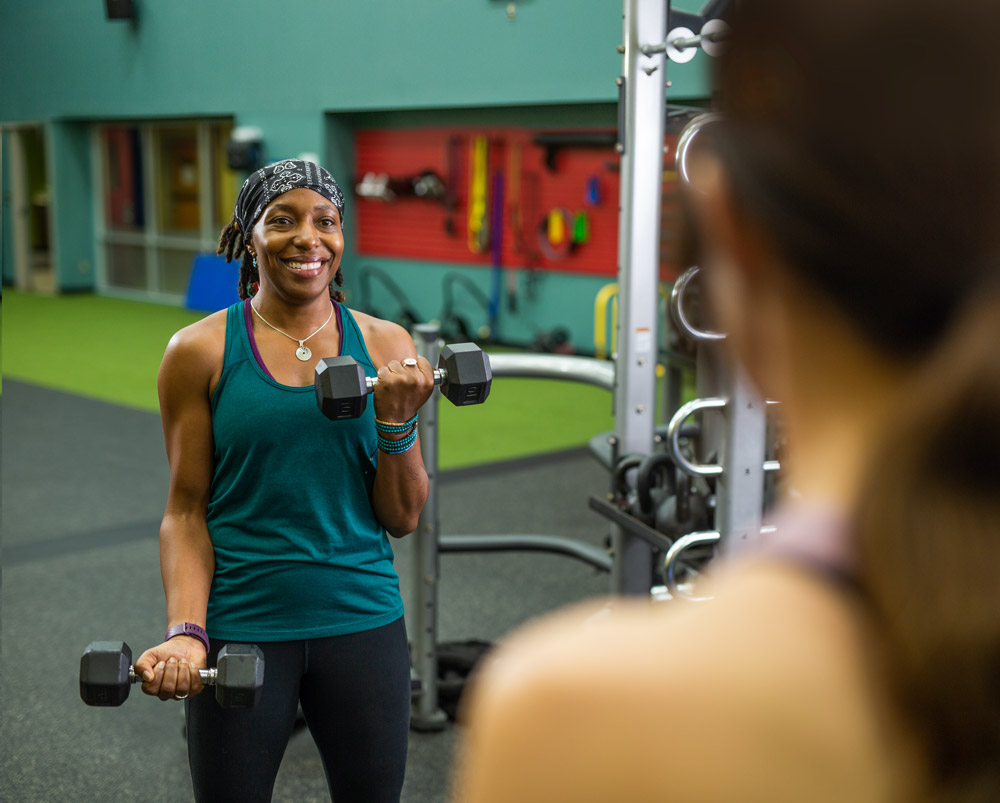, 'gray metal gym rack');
408,326,618,731
407,0,776,730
